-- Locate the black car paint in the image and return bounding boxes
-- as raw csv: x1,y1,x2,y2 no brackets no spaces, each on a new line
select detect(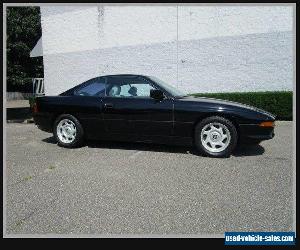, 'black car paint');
33,74,275,146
